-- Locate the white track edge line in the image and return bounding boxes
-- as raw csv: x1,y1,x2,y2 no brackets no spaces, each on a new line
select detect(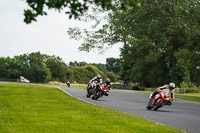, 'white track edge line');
57,87,97,106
